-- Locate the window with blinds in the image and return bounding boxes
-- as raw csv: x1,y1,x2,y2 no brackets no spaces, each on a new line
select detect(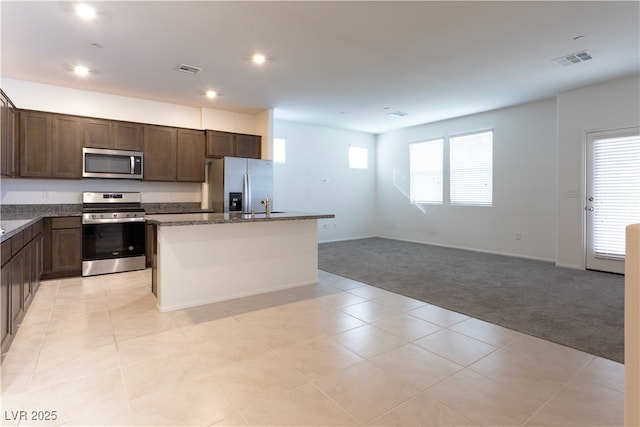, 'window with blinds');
273,138,286,164
450,130,493,206
410,139,443,204
593,133,640,259
349,146,368,169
